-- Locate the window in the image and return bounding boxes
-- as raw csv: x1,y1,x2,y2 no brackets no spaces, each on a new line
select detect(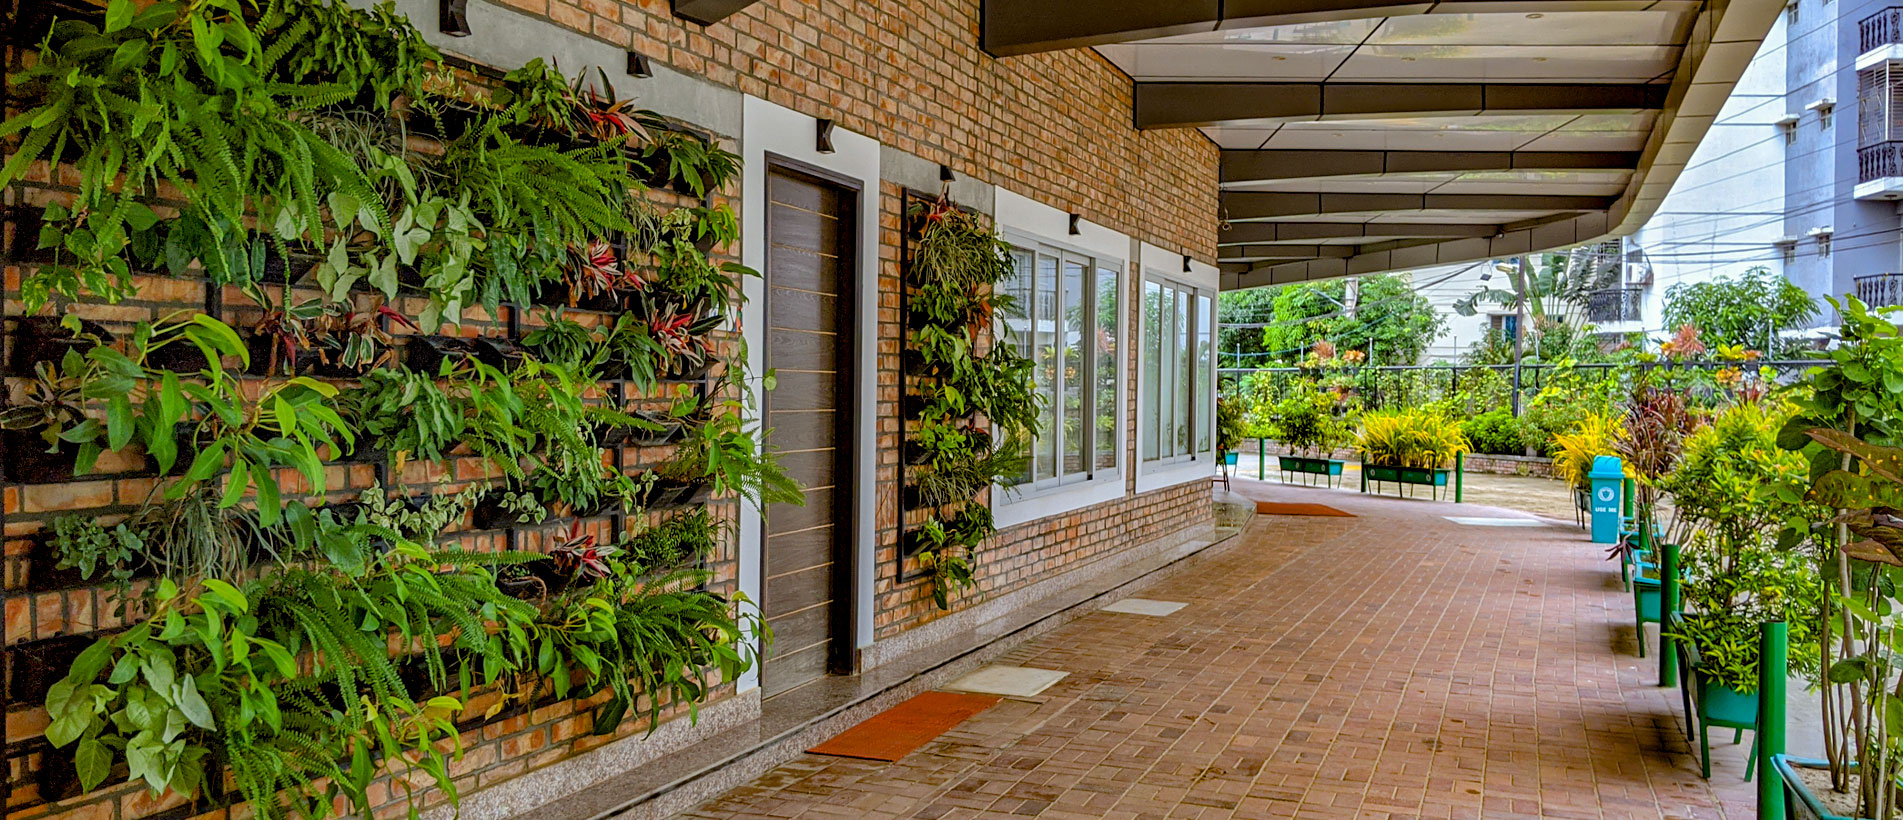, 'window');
1140,276,1215,465
1001,243,1122,490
